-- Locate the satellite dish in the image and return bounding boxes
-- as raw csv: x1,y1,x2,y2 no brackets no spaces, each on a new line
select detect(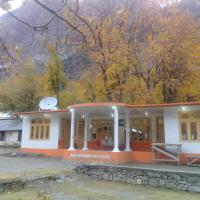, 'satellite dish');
39,97,58,110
